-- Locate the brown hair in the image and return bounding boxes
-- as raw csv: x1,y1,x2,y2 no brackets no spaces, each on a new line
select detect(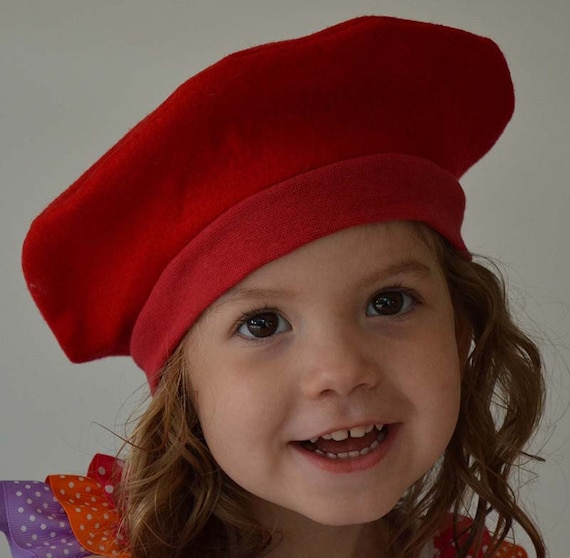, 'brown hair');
118,227,546,557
